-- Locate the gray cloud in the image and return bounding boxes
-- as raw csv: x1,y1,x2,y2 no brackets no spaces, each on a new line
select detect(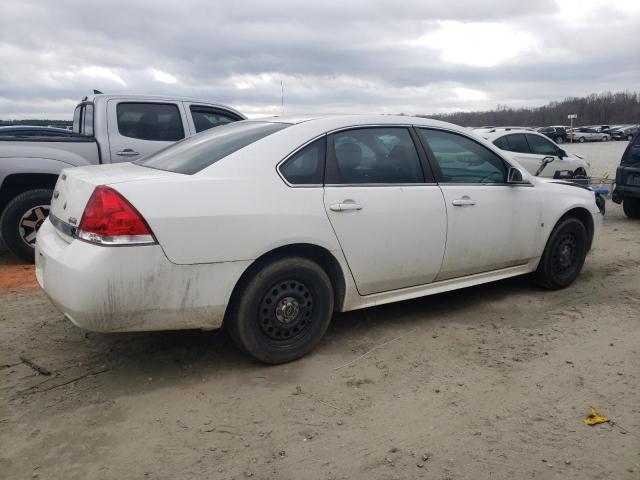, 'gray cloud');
0,0,638,119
